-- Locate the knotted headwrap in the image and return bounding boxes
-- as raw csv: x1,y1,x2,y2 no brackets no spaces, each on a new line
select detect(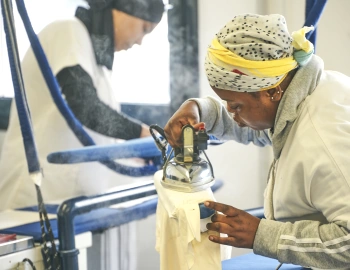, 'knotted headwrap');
113,0,164,24
76,0,165,69
205,14,314,92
